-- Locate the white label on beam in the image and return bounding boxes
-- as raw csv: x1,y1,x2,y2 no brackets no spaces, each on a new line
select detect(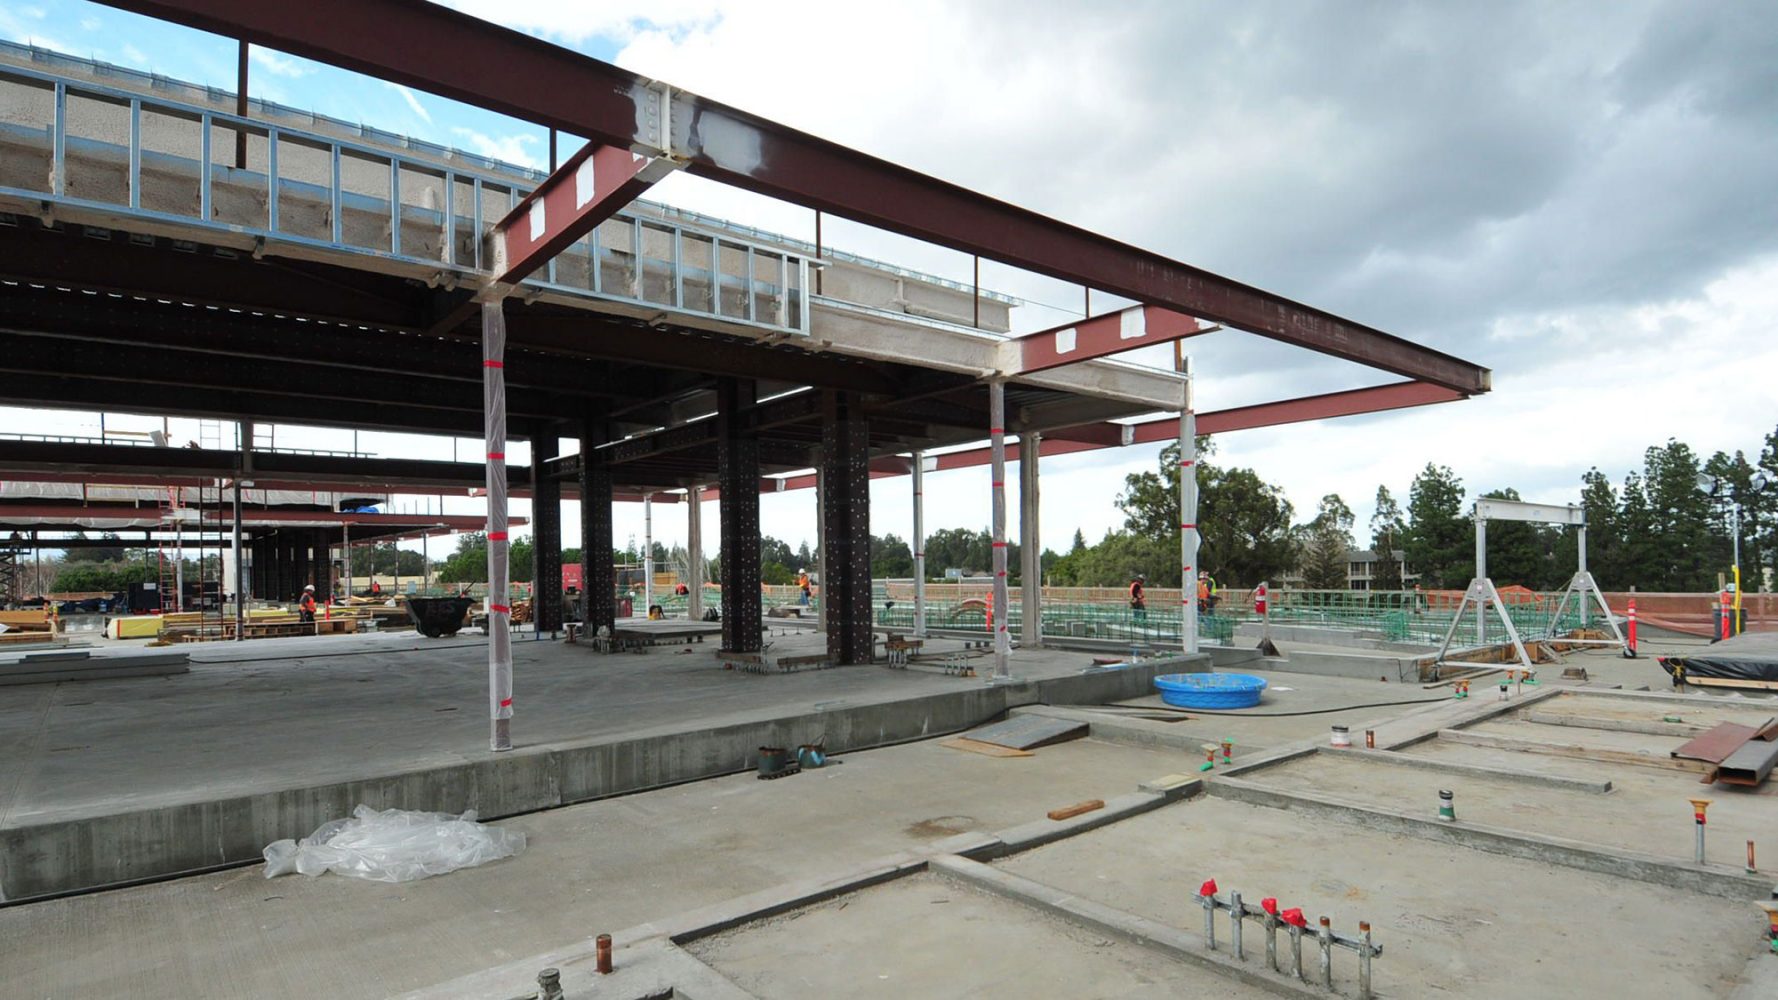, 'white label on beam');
528,200,546,241
575,156,597,208
1475,498,1585,526
1120,307,1145,340
1055,327,1077,354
